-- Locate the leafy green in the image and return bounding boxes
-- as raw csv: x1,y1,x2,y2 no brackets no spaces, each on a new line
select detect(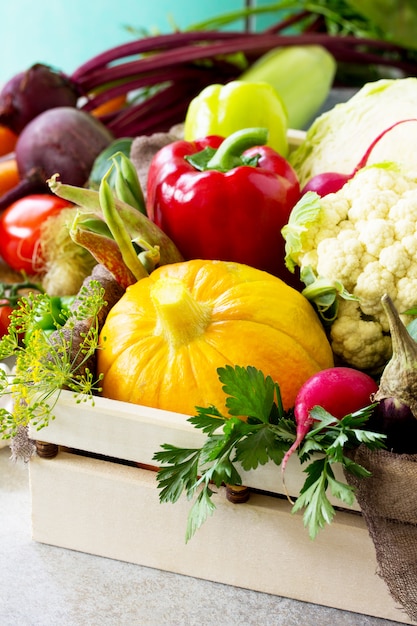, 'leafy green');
294,405,385,538
0,281,106,440
300,266,360,325
154,365,292,542
186,1,387,40
346,0,417,50
153,365,386,542
281,192,323,273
